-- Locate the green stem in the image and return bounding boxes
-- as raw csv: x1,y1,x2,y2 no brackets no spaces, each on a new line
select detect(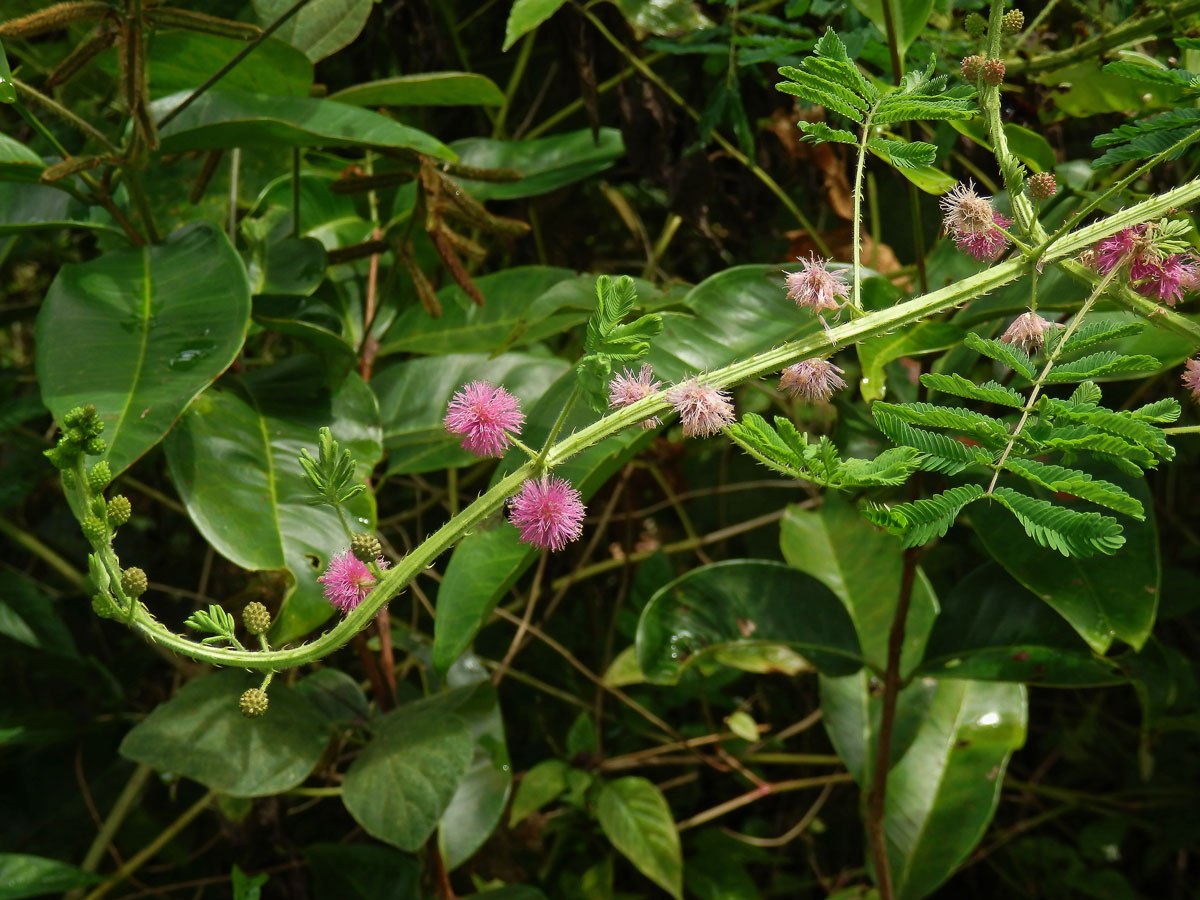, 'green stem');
1057,258,1200,345
1164,425,1200,435
77,764,153,876
851,109,877,310
0,515,86,588
492,30,536,139
534,384,579,468
11,78,120,154
118,181,1200,670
